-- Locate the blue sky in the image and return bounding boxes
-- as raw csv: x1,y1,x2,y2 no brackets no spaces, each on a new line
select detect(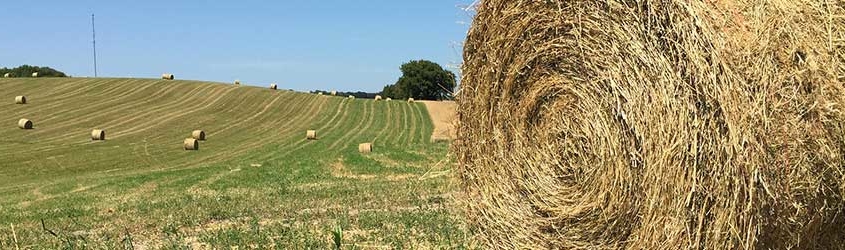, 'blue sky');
0,1,473,92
